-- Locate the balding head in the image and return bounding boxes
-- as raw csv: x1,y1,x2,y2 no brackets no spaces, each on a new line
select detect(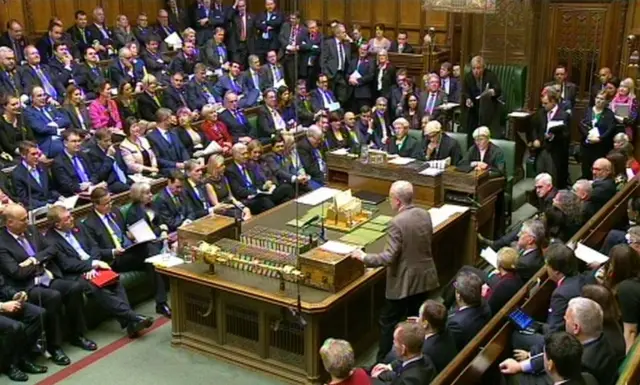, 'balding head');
4,204,28,235
232,143,248,164
390,181,413,211
592,158,612,180
343,112,356,127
